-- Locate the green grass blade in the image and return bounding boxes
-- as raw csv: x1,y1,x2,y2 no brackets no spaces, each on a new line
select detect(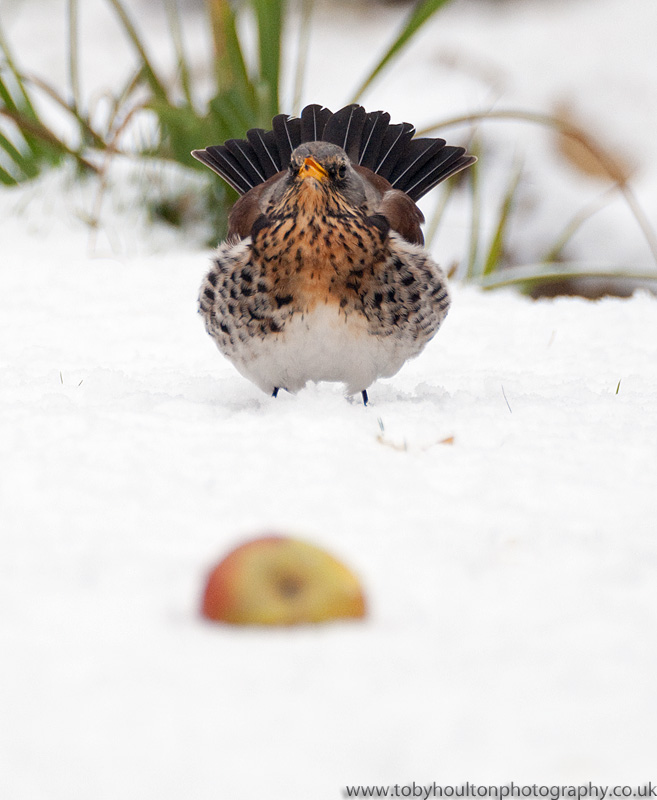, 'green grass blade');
104,66,146,138
0,73,18,113
0,126,37,178
0,106,98,173
0,128,25,163
165,0,193,107
212,90,258,134
0,70,62,168
465,147,481,280
67,0,81,115
417,108,657,269
291,0,313,115
253,0,284,120
351,0,453,102
542,187,616,263
27,75,106,149
206,0,252,98
424,177,456,249
104,0,169,100
0,163,17,184
481,156,523,276
478,263,657,292
0,20,38,117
